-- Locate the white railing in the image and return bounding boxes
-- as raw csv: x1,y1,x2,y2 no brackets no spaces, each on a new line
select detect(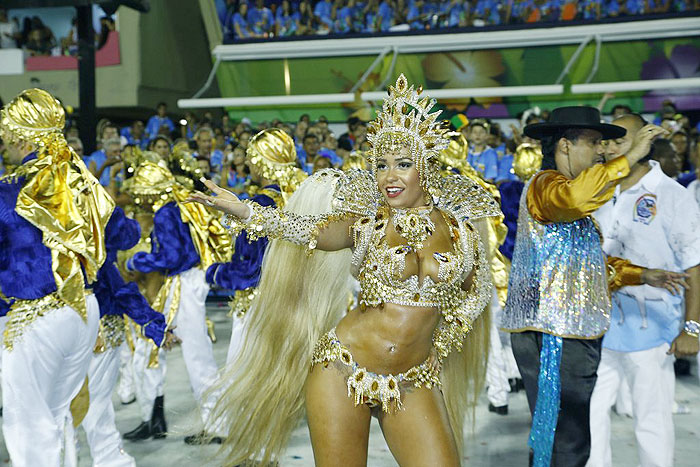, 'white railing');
211,17,700,61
